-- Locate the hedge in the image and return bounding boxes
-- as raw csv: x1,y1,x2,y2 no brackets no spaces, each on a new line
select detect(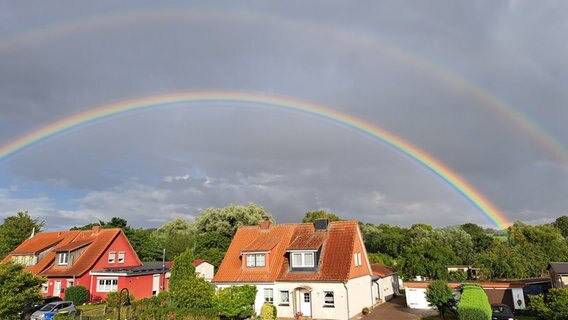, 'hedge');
64,285,89,305
457,284,491,320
